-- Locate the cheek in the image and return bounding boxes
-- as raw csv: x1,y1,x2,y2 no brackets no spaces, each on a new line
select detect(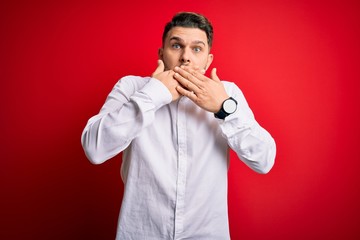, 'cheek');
163,52,179,66
196,55,209,68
